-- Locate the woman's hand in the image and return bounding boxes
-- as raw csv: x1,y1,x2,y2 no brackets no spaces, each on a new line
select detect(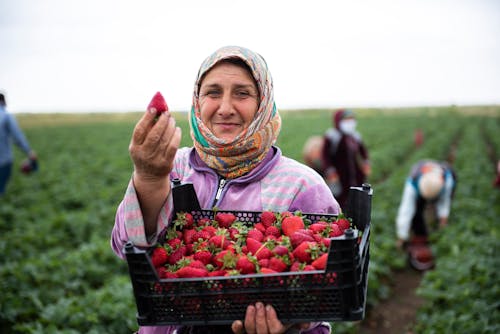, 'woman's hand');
231,302,310,334
128,109,181,236
129,109,181,182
